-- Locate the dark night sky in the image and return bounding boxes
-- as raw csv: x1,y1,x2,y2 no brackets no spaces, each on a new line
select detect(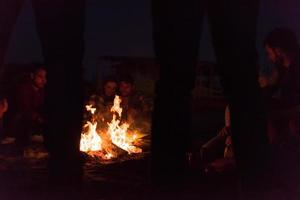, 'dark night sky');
4,0,300,80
